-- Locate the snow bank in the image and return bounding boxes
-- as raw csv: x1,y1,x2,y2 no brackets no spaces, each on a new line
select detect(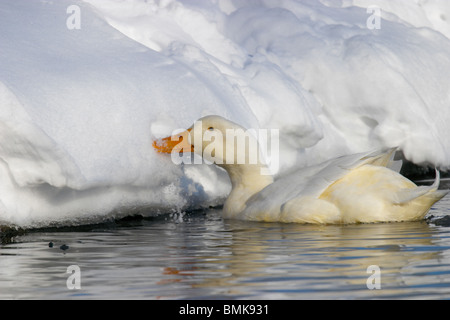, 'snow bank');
1,0,450,227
